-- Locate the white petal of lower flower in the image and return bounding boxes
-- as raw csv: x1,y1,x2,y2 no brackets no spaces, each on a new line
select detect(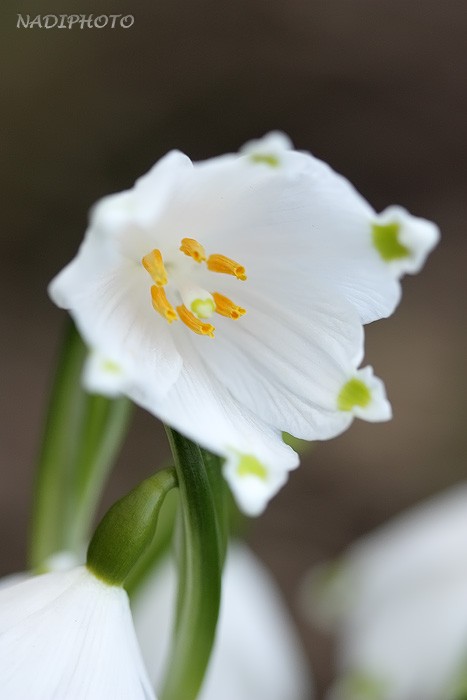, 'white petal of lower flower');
0,566,155,700
132,542,313,700
305,484,467,700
